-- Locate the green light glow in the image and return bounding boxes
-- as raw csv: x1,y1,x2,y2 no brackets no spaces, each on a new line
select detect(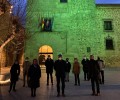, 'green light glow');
25,0,120,67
